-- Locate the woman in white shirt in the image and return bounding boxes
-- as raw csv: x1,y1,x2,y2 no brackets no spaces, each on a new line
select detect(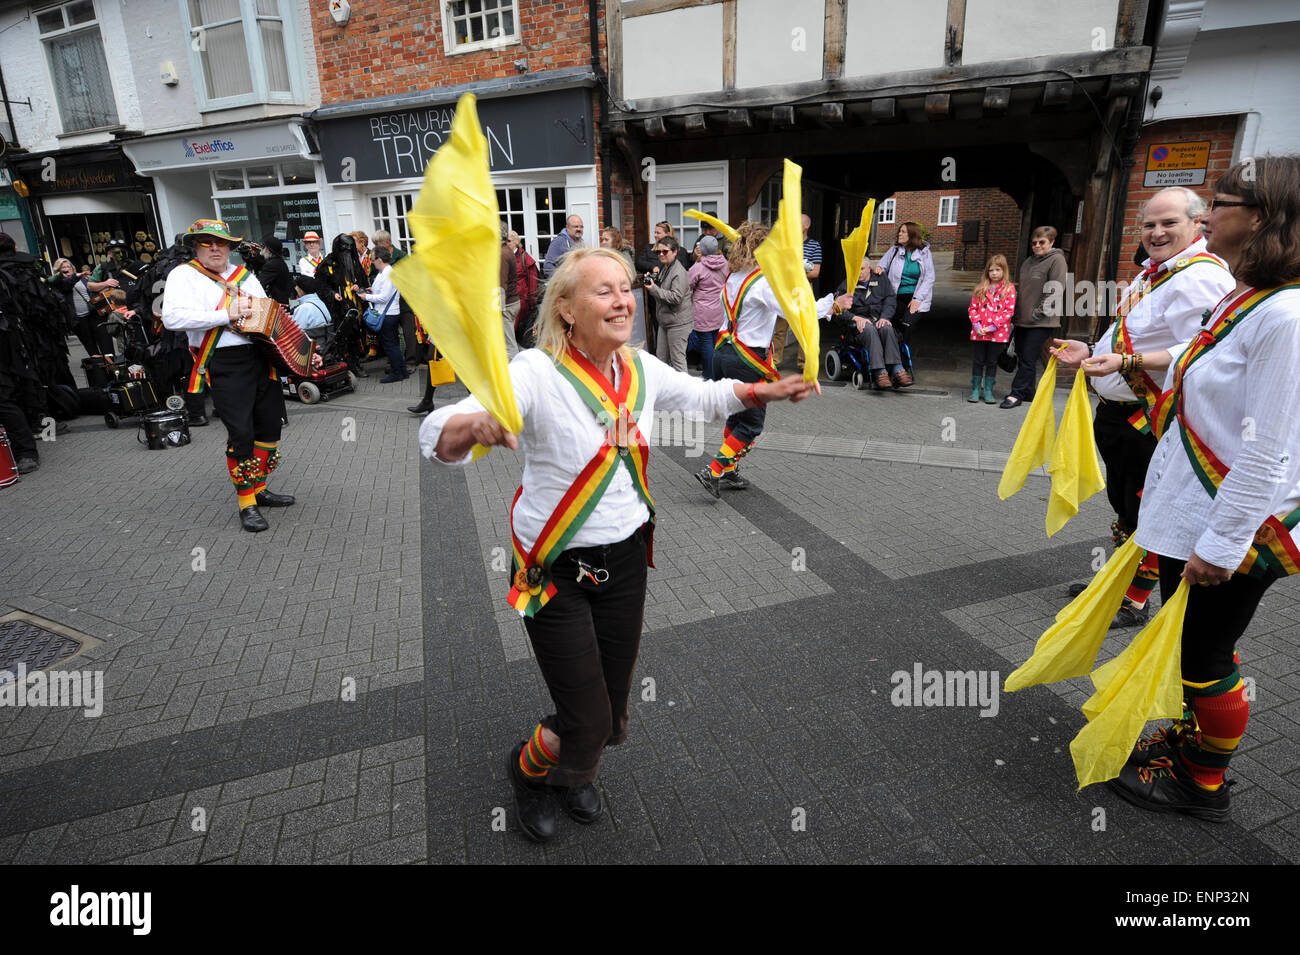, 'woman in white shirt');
419,248,814,843
1080,156,1300,822
361,246,406,383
